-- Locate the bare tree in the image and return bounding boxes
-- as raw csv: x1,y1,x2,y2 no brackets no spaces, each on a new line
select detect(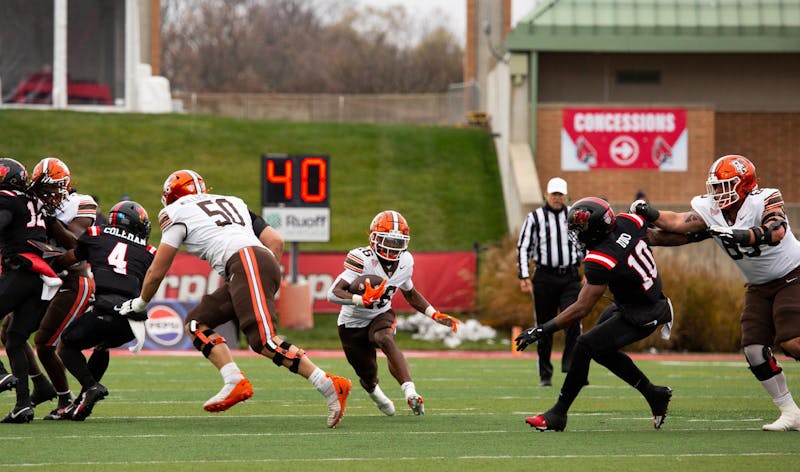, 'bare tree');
161,0,463,93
